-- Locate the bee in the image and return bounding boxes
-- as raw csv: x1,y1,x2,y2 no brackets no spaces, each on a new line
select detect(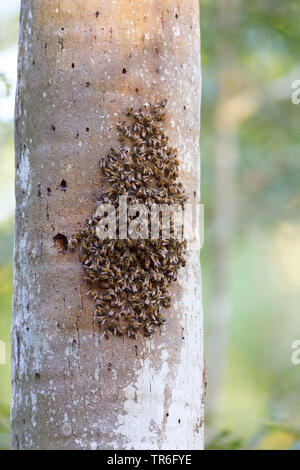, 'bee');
104,330,111,339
